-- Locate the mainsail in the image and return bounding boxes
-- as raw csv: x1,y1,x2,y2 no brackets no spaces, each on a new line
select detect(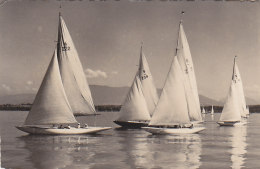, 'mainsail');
57,14,95,116
138,45,159,116
116,74,151,122
149,56,190,126
232,57,247,118
25,49,77,125
176,22,202,122
219,81,241,122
